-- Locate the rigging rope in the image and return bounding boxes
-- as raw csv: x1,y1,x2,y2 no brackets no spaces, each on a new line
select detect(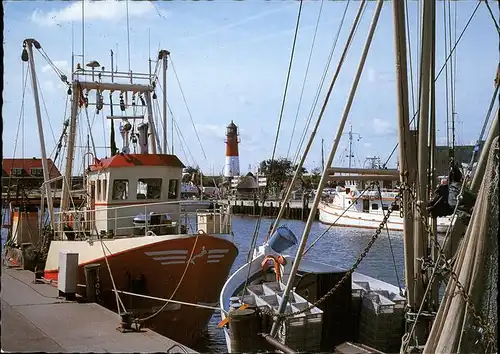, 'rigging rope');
377,183,403,294
169,57,207,160
242,0,305,295
484,0,500,34
134,231,202,323
447,0,456,154
404,0,417,126
434,1,481,82
271,0,303,161
291,0,354,167
34,68,57,145
383,2,484,168
443,0,451,153
286,0,324,159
